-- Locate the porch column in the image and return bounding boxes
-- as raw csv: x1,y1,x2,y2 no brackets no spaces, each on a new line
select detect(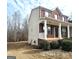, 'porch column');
44,20,47,40
54,27,55,38
58,23,62,39
67,25,70,38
